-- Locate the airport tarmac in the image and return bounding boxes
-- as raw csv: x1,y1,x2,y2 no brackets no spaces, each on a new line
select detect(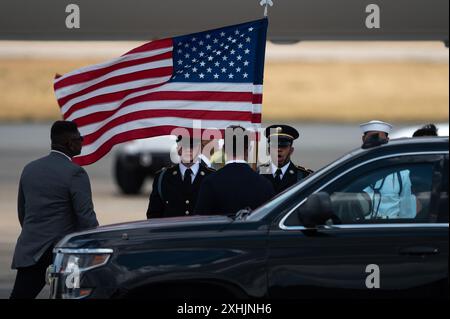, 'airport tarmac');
0,121,417,298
